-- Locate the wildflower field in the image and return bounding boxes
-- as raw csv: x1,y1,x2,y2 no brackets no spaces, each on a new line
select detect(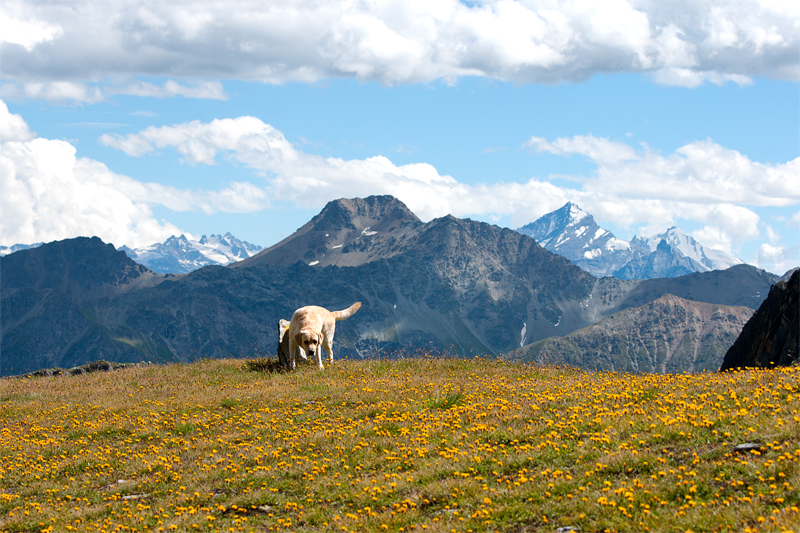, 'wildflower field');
1,357,798,533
